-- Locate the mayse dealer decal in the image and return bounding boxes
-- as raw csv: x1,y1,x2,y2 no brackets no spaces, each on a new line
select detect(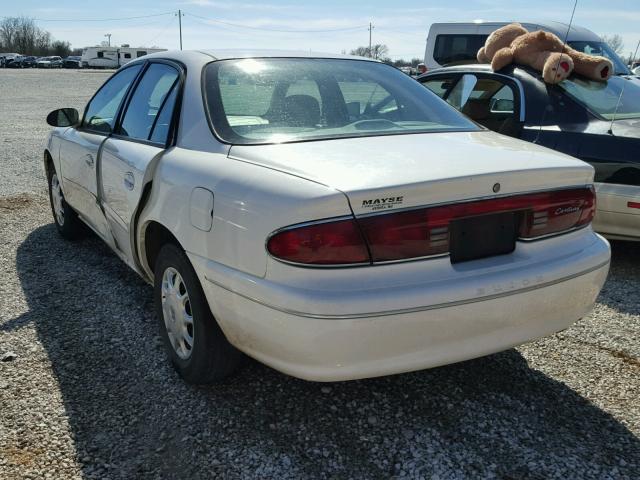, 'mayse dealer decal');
361,196,404,211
